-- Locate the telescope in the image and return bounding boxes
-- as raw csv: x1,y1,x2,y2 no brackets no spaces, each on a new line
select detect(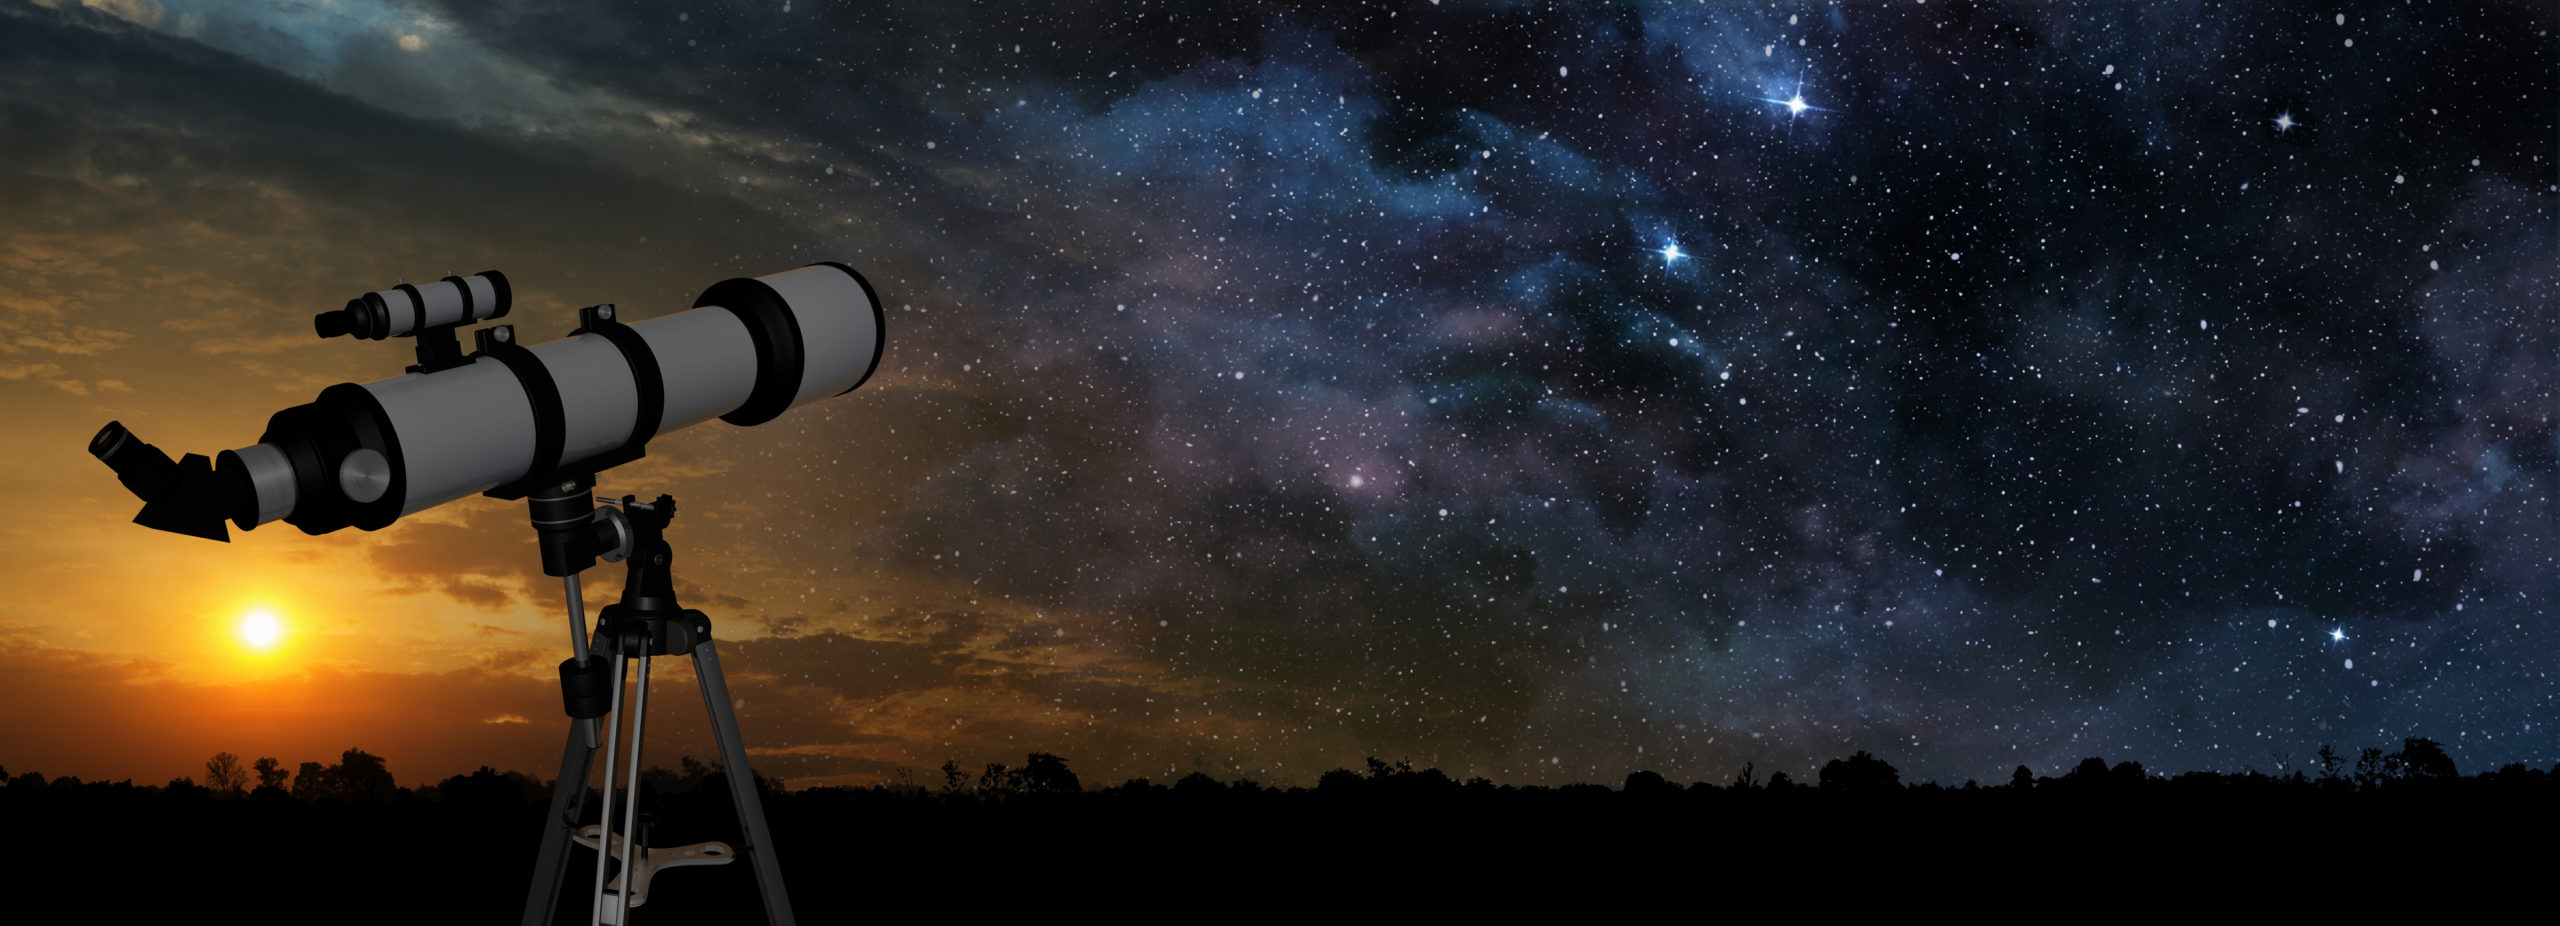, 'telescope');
89,262,883,546
86,262,883,925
